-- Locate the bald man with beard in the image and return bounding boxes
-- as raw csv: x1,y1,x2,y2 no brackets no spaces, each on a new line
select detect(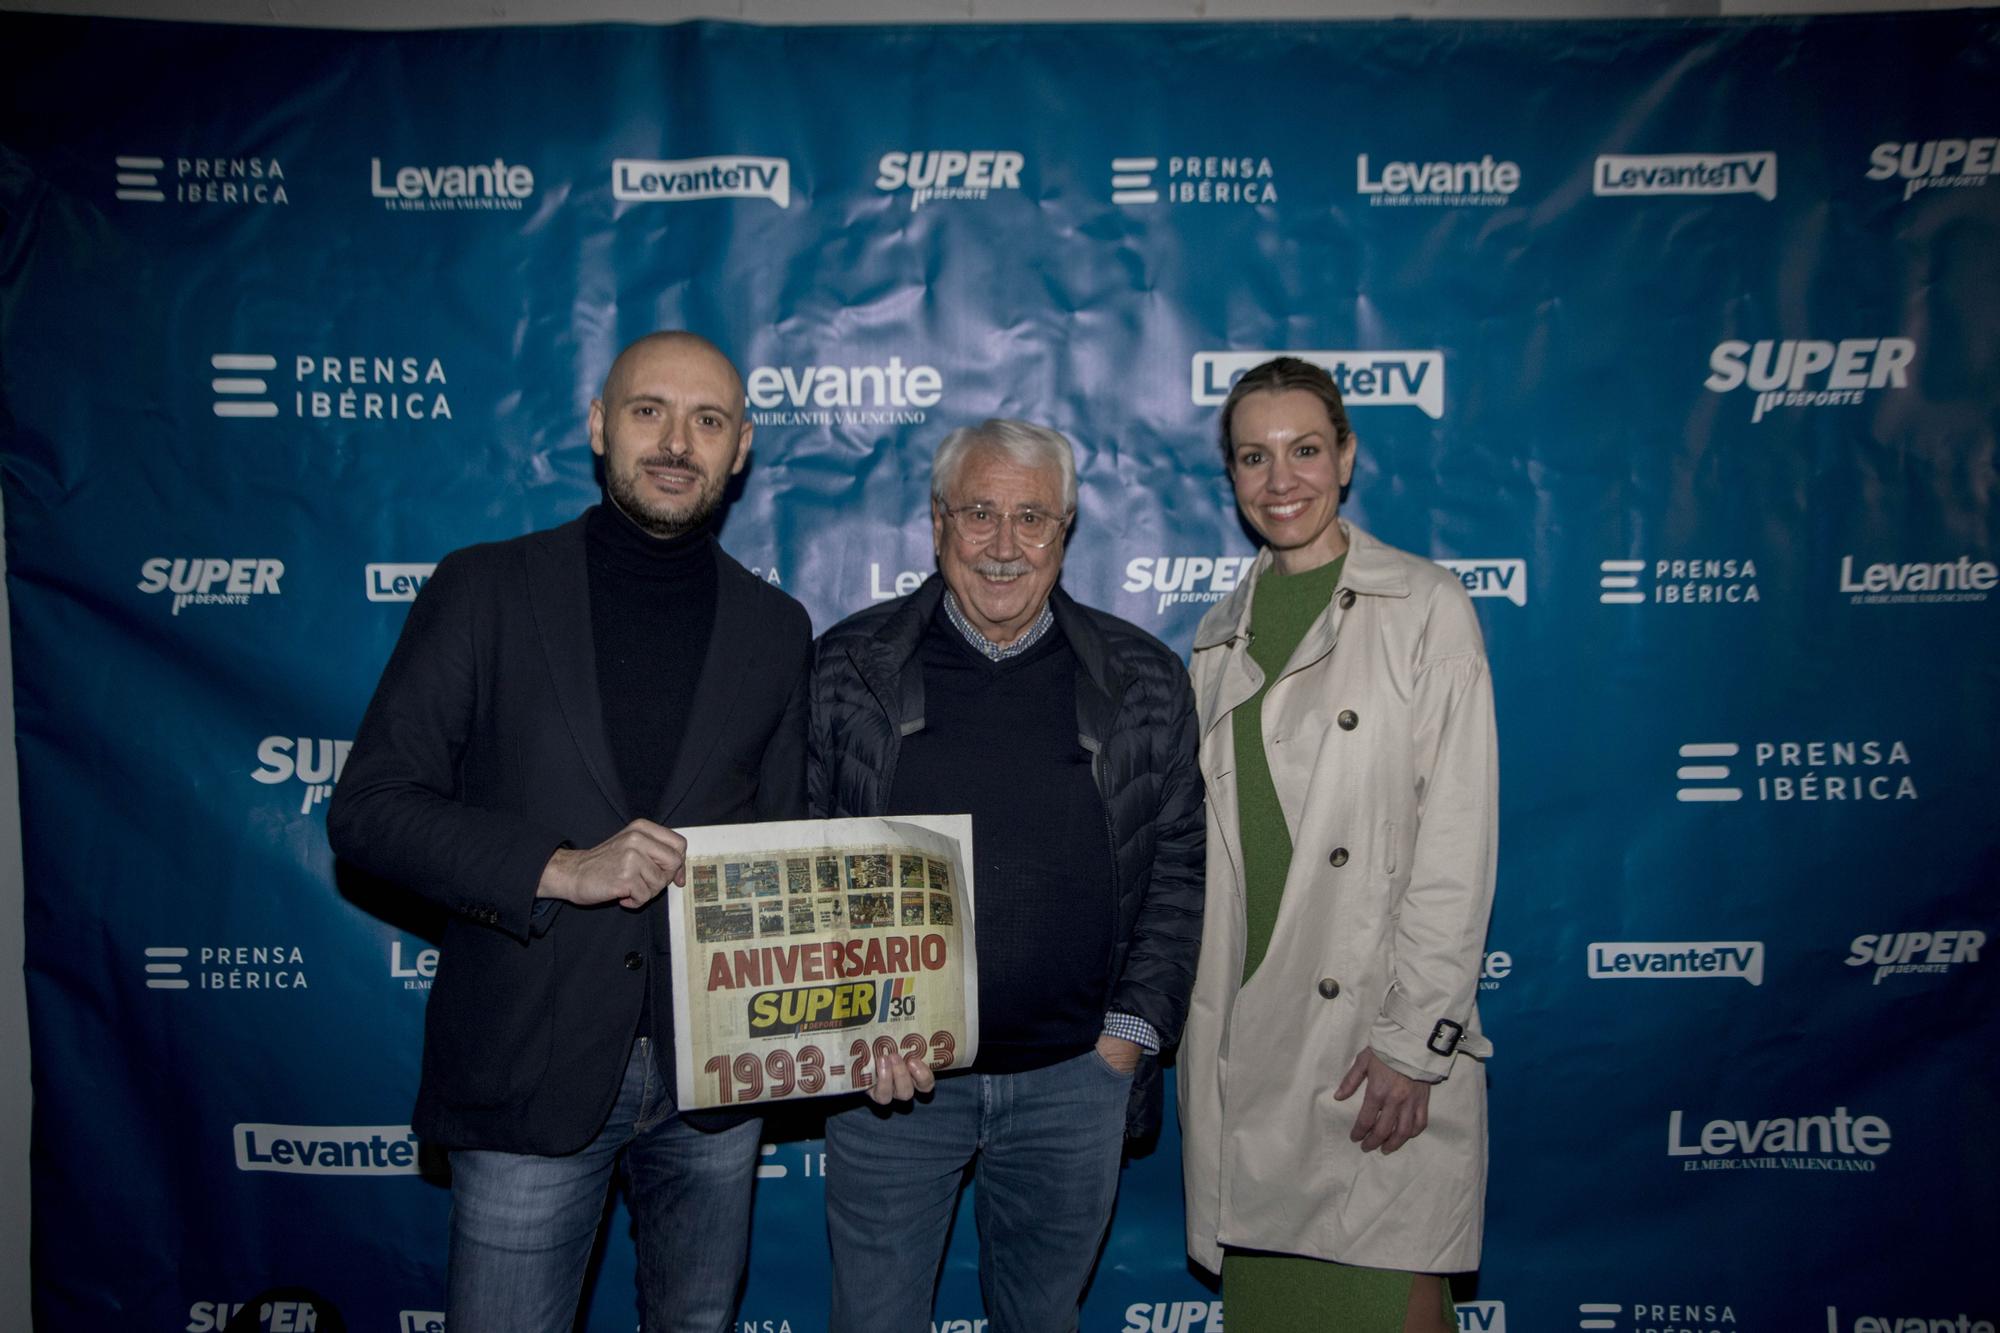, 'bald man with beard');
330,332,811,1333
